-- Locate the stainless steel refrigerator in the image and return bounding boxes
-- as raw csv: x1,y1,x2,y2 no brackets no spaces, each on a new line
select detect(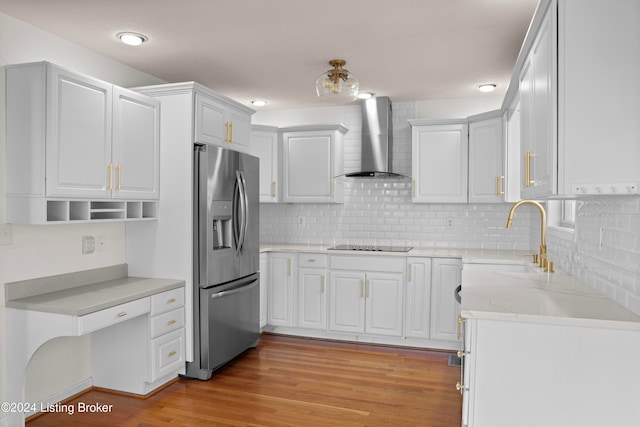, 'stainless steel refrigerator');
186,144,260,380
